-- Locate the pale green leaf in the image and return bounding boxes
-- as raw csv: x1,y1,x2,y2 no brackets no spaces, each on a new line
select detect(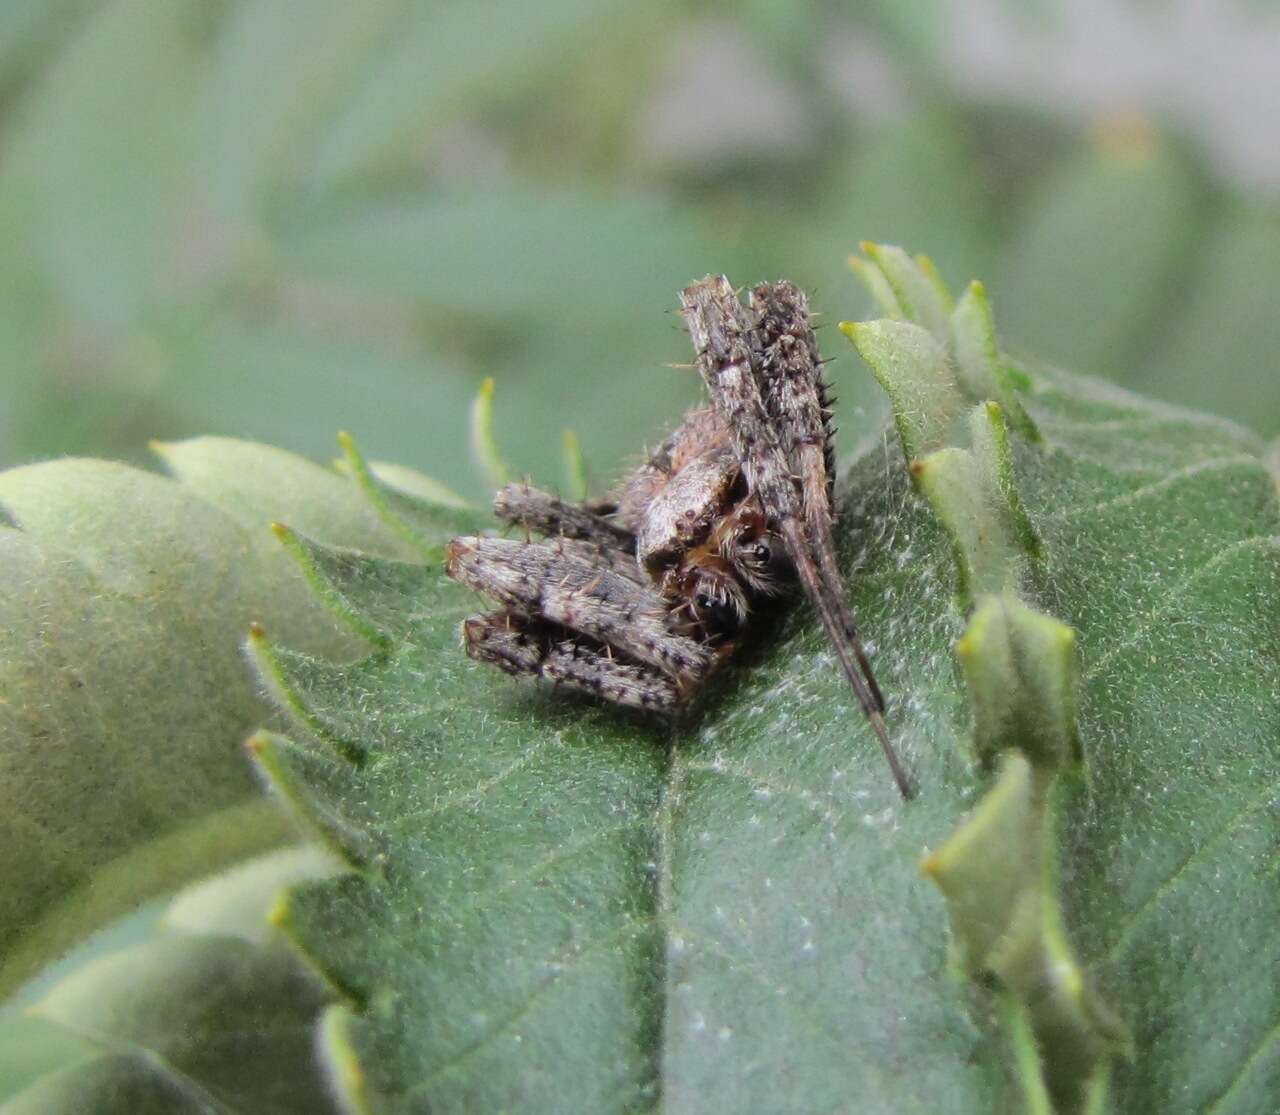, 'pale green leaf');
0,446,402,992
249,311,1278,1113
992,139,1202,377
6,846,344,1114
